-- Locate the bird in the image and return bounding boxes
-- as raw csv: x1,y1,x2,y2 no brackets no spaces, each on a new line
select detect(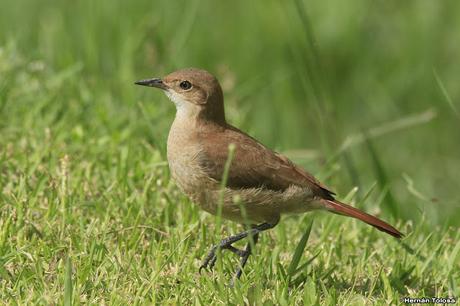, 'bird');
135,68,403,283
